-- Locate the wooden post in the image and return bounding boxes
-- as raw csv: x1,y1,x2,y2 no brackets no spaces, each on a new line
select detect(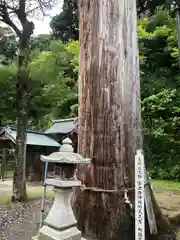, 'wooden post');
144,167,157,235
